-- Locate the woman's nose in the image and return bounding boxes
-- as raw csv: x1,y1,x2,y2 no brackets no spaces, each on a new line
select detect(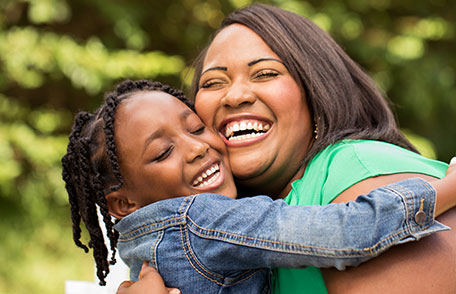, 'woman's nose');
185,138,210,163
221,82,256,108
